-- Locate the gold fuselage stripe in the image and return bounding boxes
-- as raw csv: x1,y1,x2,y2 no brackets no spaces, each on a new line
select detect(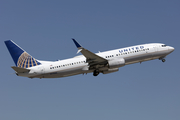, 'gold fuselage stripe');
24,58,28,68
31,57,33,67
28,57,30,68
34,58,38,66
